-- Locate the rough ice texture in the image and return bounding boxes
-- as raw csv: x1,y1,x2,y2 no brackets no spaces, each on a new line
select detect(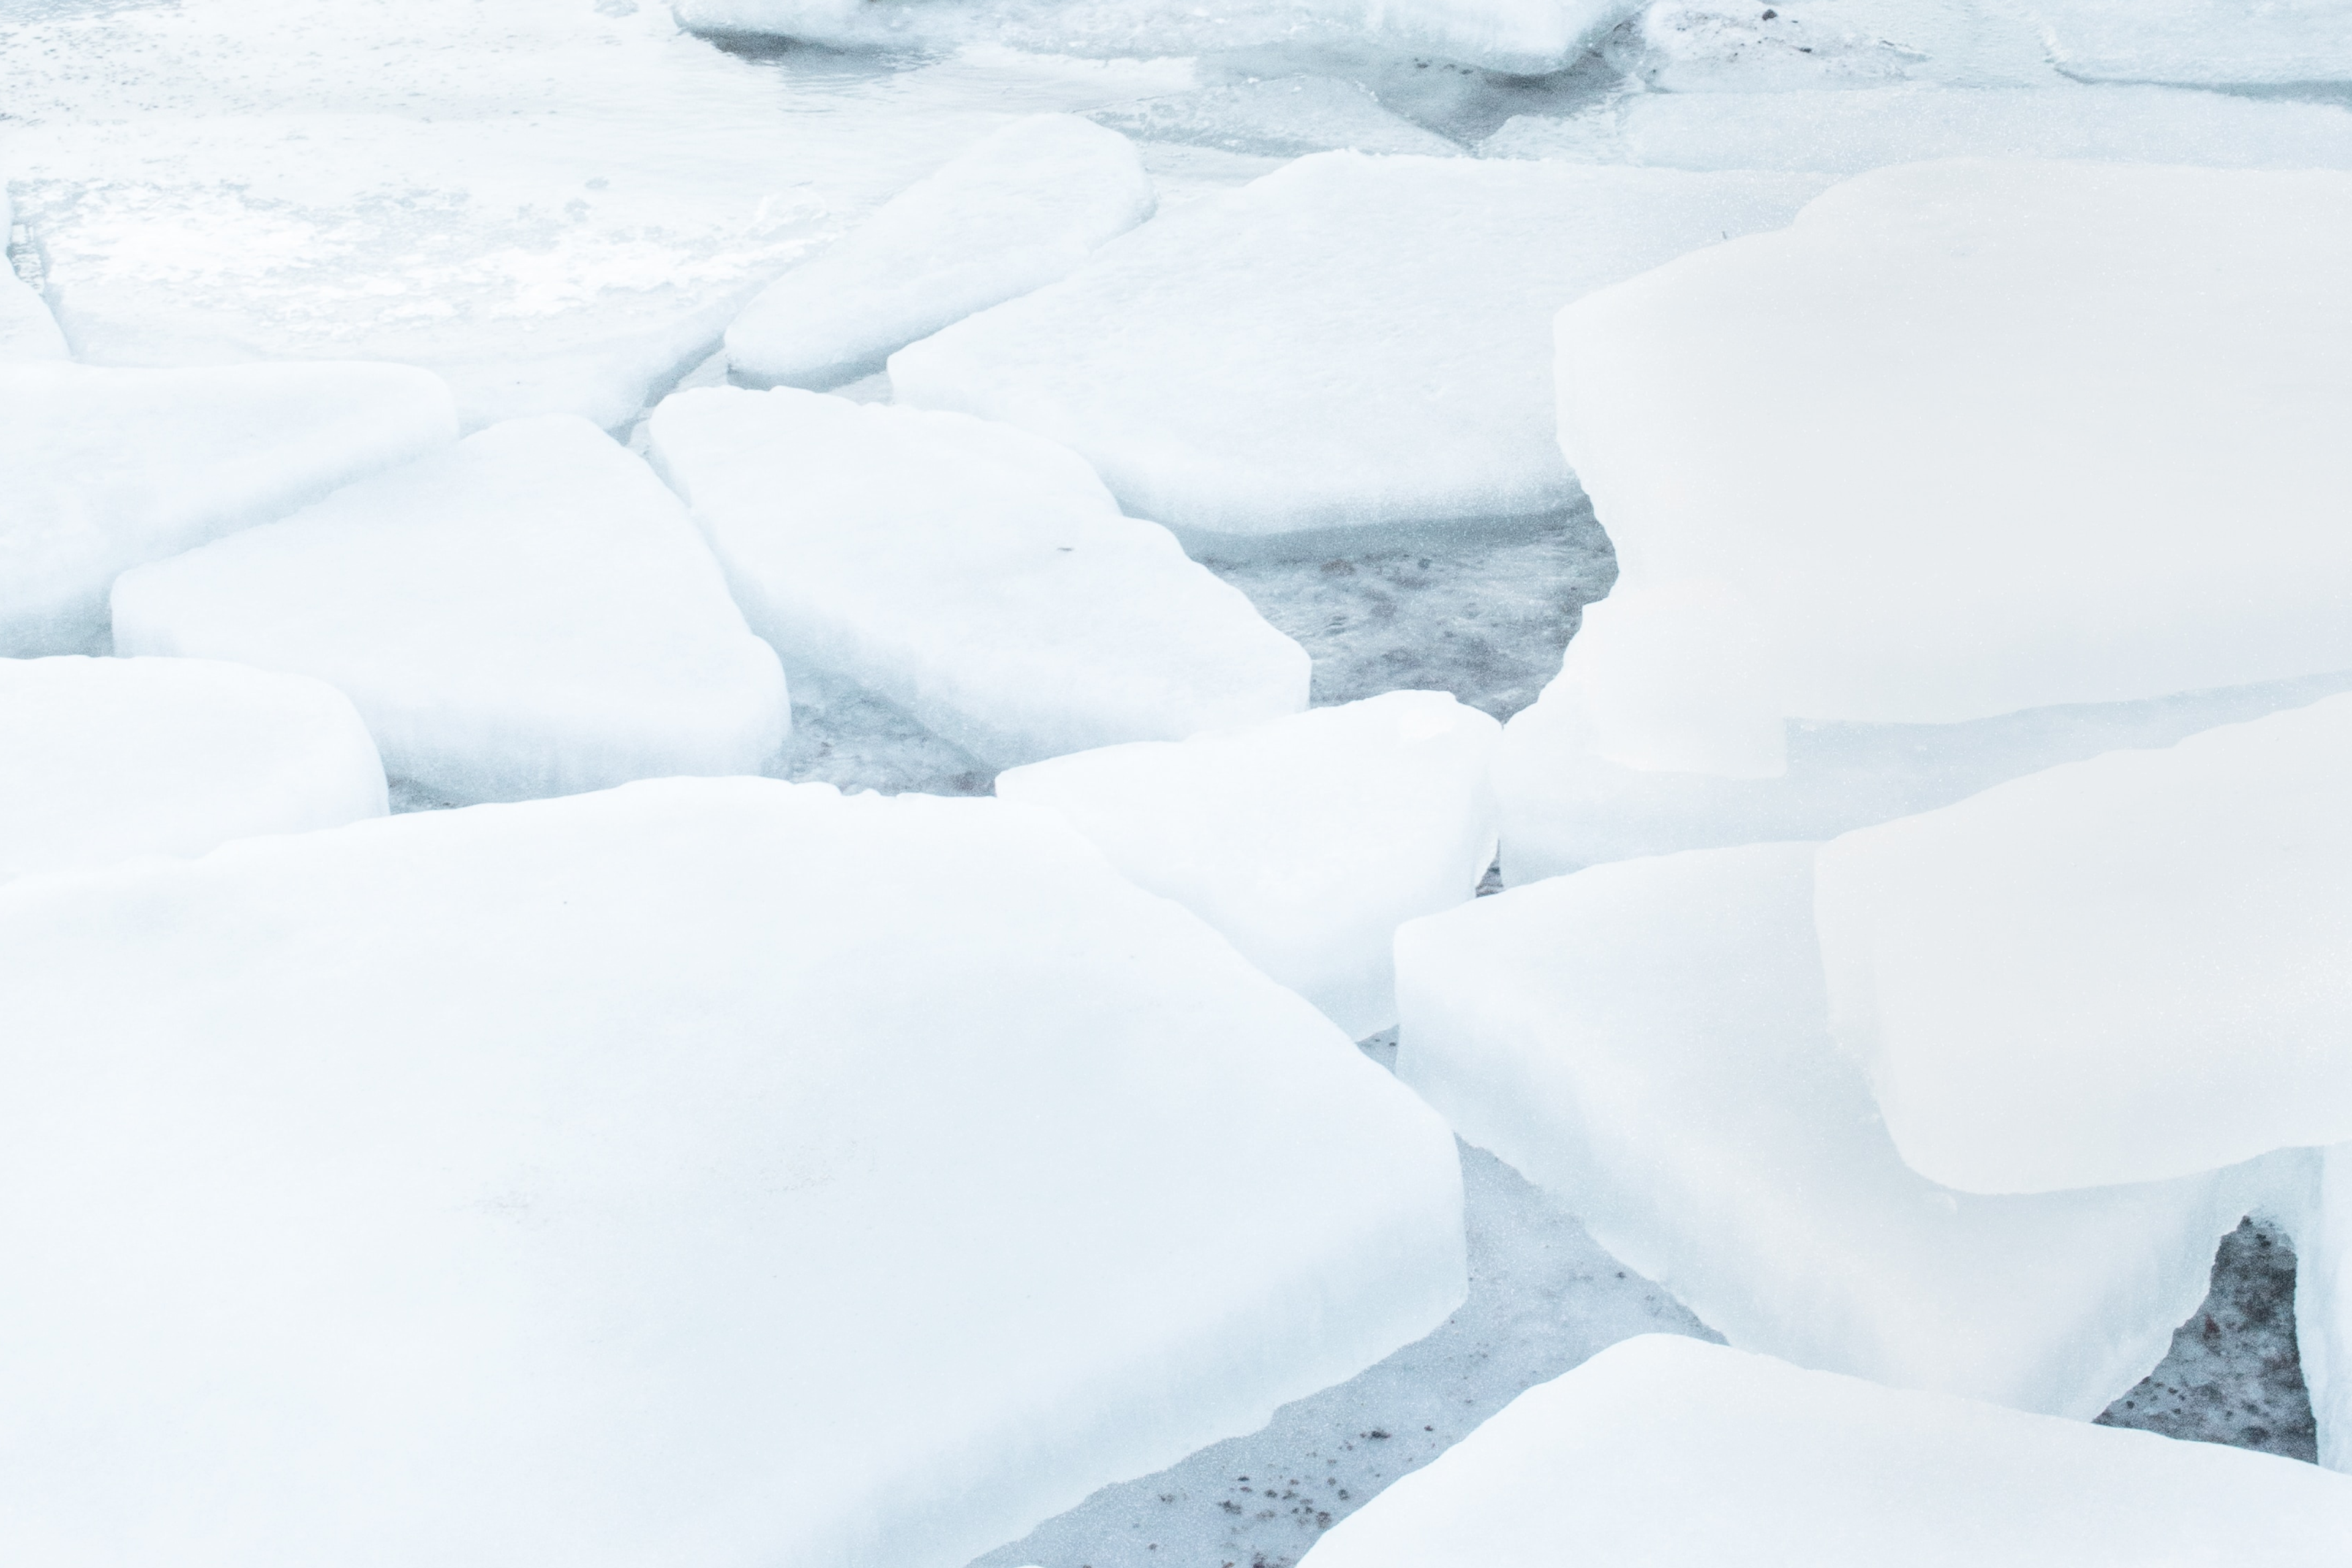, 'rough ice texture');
0,184,69,362
2024,0,2352,86
998,691,1500,1038
1482,83,2352,172
646,386,1307,768
0,655,385,884
0,777,1466,1568
112,415,786,805
1506,160,2352,867
1600,0,2064,93
1815,696,2352,1196
1396,842,2259,1418
679,0,1642,73
889,154,1828,541
1295,1336,2352,1567
0,361,457,656
726,115,1153,390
